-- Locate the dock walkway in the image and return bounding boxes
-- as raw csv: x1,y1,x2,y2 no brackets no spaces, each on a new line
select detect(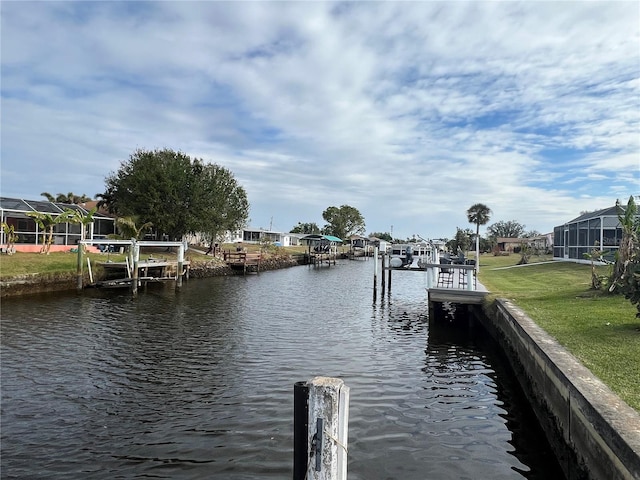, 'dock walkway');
378,255,489,306
224,251,262,274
